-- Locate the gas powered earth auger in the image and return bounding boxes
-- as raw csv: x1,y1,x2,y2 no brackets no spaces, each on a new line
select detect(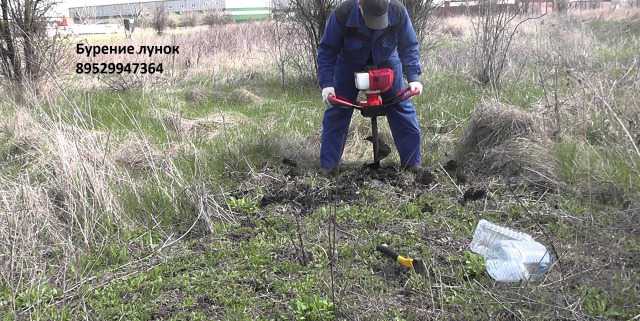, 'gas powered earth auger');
327,68,420,169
